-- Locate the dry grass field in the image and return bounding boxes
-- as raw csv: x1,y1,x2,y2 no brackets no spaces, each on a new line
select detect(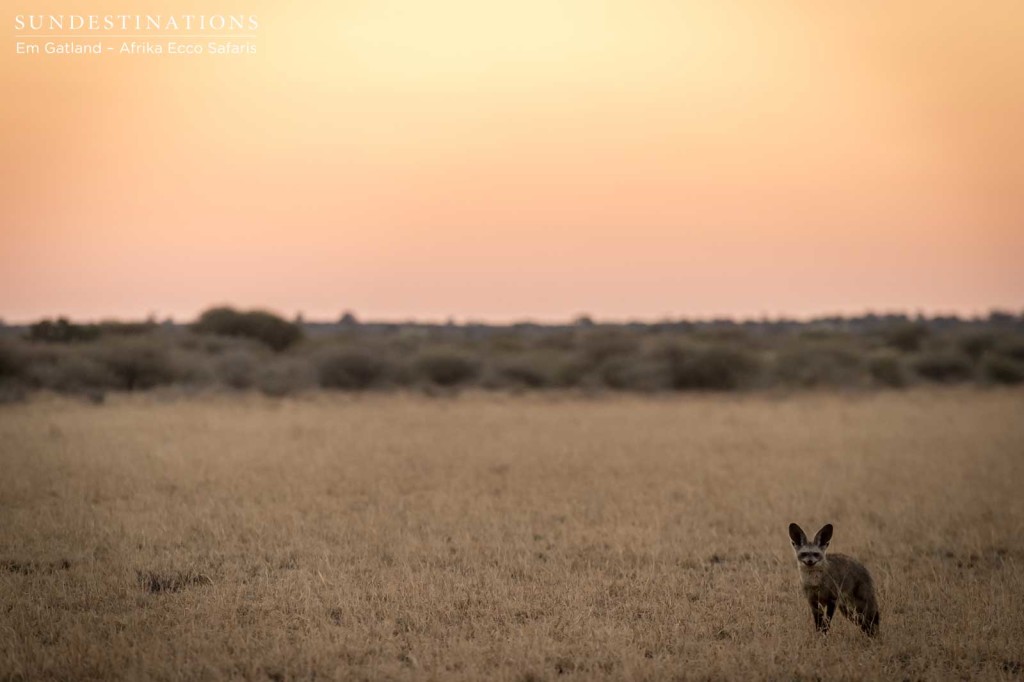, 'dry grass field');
1,389,1023,681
